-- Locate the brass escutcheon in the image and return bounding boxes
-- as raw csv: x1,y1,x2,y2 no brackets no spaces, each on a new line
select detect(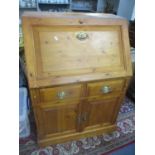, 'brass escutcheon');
76,32,88,40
